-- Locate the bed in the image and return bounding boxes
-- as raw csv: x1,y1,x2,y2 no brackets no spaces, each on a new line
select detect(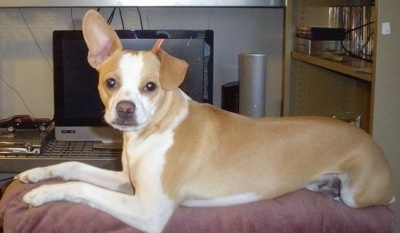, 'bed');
0,179,397,232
